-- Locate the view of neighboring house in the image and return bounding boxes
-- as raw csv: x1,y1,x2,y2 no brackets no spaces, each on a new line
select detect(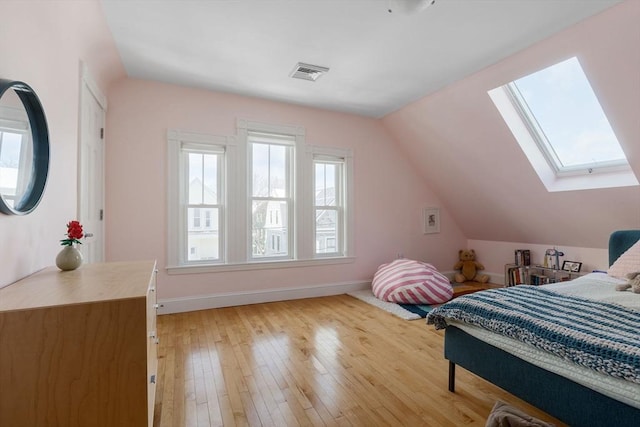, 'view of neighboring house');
187,179,339,260
187,176,219,261
315,187,337,254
